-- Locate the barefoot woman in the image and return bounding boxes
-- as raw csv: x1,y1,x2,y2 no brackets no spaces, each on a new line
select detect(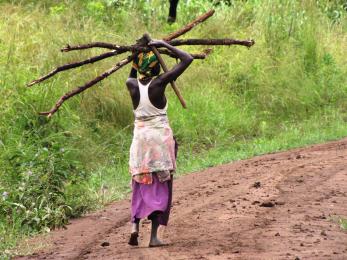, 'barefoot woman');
126,40,193,247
